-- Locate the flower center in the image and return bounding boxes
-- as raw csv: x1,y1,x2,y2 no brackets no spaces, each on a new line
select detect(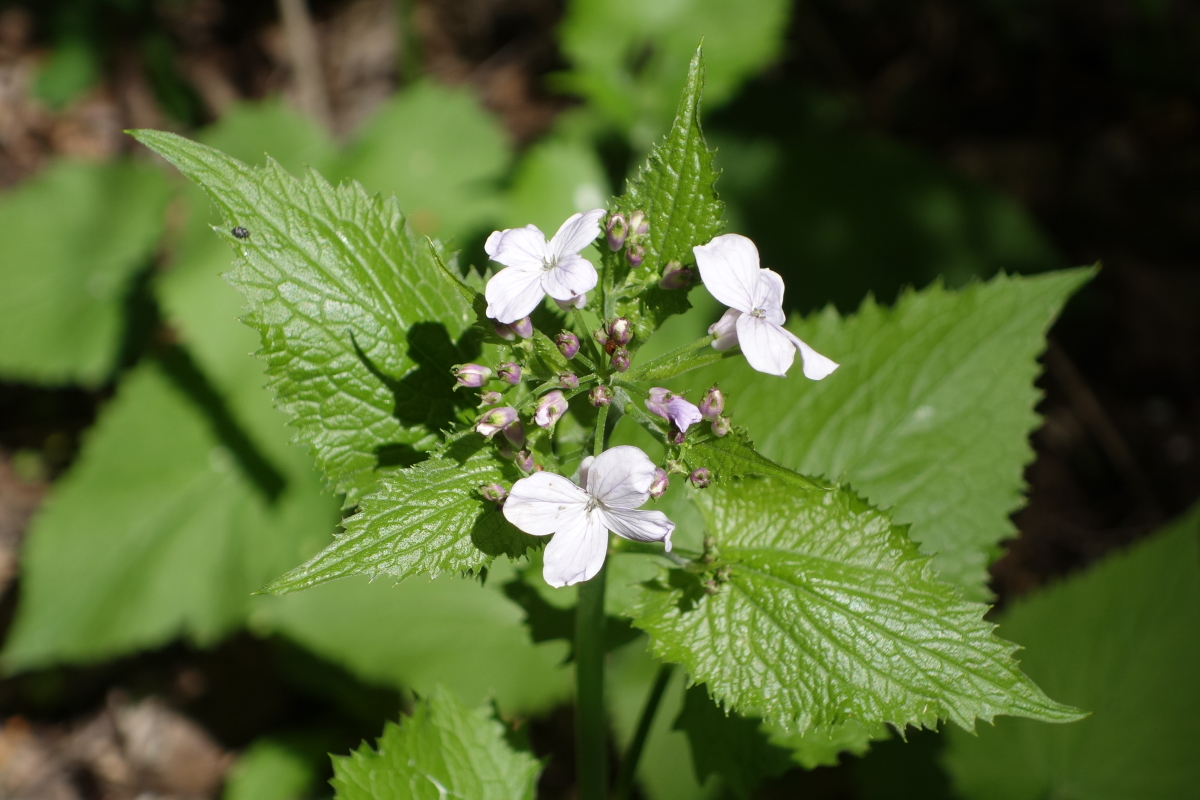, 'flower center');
542,256,559,272
750,307,766,318
585,496,600,513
